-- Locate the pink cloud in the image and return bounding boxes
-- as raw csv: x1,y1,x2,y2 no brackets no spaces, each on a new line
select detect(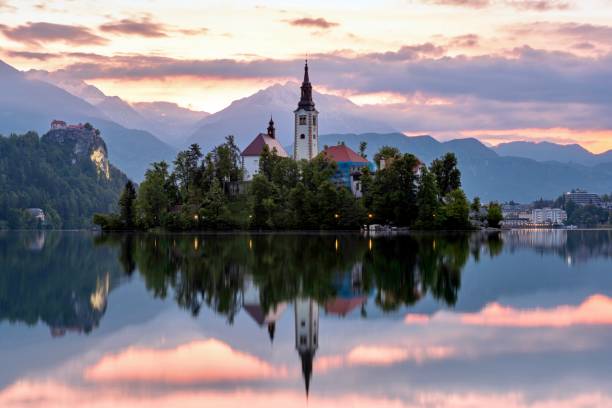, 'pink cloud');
84,339,289,384
1,380,611,408
405,294,612,328
315,344,455,373
0,22,107,46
